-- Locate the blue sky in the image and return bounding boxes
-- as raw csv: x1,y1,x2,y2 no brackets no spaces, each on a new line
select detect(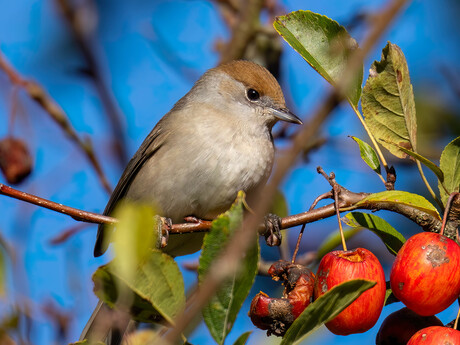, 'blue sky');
0,0,459,344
